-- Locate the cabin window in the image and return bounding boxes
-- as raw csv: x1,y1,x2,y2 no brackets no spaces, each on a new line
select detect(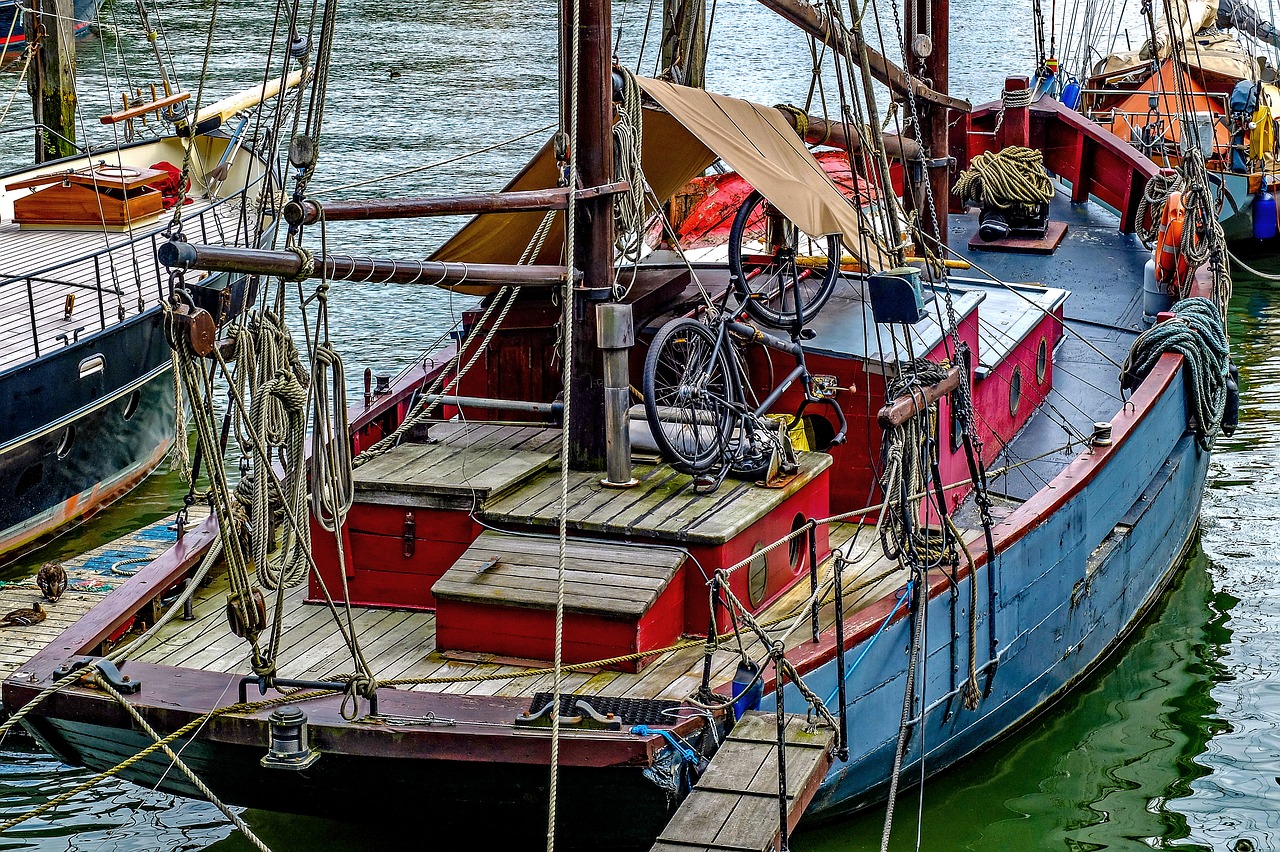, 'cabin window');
78,354,105,379
122,389,141,420
1036,338,1048,384
1010,366,1023,417
16,463,43,499
56,425,76,460
788,514,807,571
748,543,768,607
